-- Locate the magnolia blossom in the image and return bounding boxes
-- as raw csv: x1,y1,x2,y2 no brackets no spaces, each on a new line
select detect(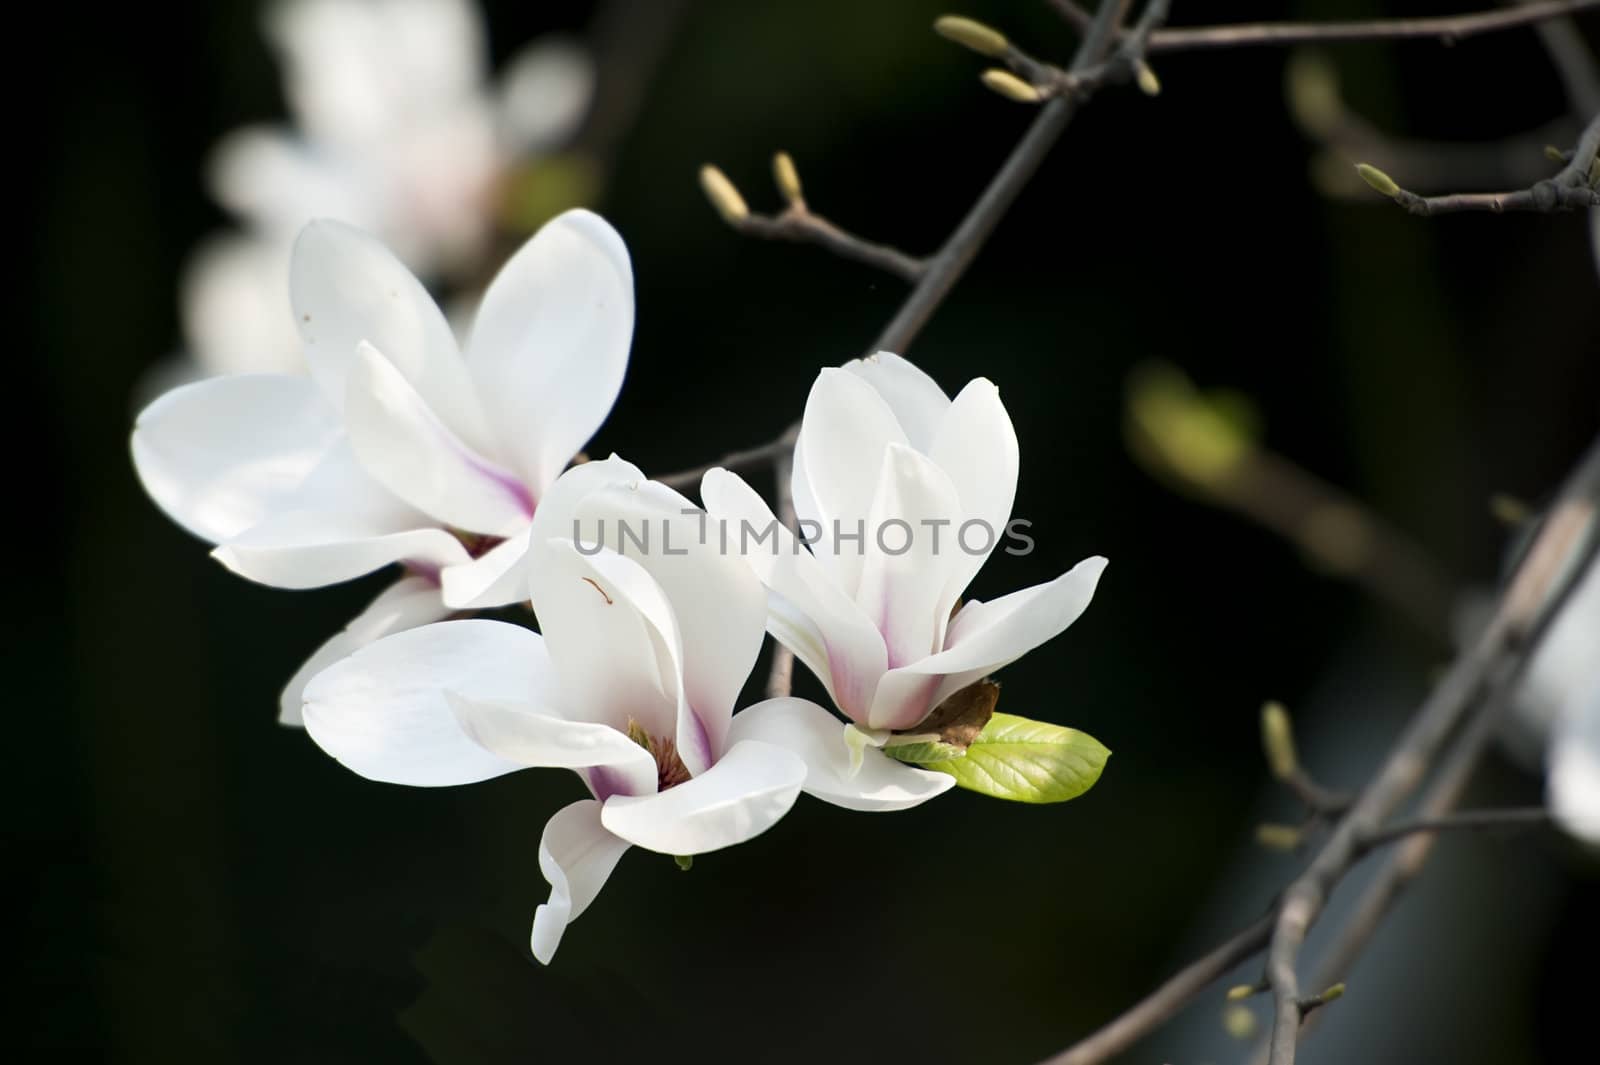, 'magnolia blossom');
172,0,592,381
301,471,953,962
703,353,1106,737
132,209,631,721
1518,553,1600,843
